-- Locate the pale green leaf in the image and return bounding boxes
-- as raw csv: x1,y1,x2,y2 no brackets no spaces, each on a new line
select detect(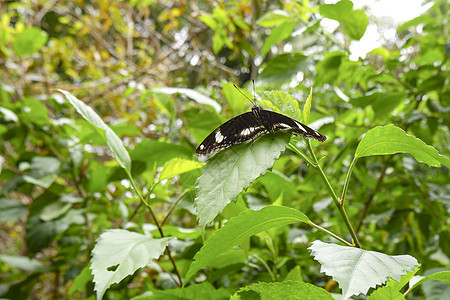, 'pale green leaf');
153,87,221,113
159,158,204,181
309,240,419,300
195,132,290,227
222,82,251,114
90,229,172,299
303,88,312,125
0,198,27,222
258,91,302,120
13,27,48,56
261,22,295,57
355,125,450,168
344,10,369,40
410,270,450,291
319,0,353,22
368,267,419,299
232,281,333,300
0,255,43,272
58,89,132,172
185,206,310,281
257,10,292,27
